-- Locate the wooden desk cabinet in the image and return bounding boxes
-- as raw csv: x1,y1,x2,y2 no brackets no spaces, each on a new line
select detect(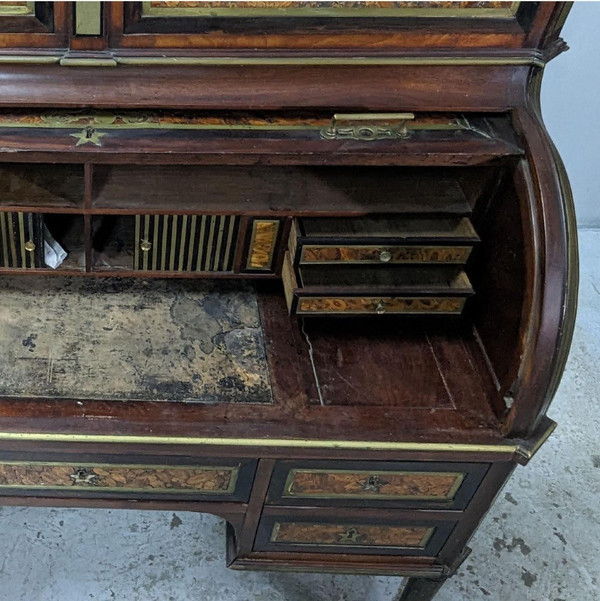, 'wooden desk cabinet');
0,3,577,600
